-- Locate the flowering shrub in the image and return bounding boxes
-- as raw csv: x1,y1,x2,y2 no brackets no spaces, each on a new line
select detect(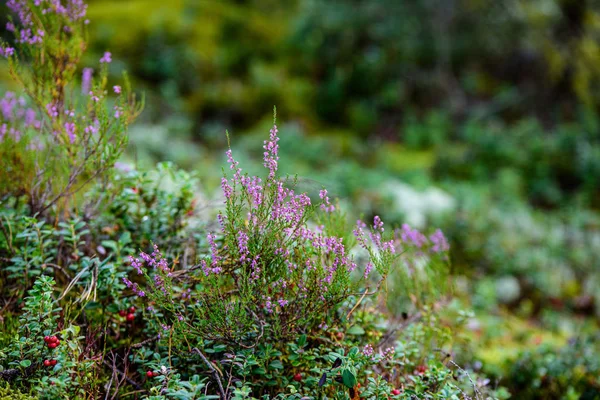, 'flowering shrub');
123,116,453,349
0,0,142,214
